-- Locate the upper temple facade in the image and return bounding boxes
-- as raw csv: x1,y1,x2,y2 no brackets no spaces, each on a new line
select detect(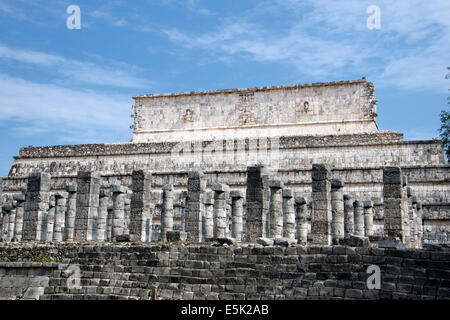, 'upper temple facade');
131,79,378,143
6,78,445,180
